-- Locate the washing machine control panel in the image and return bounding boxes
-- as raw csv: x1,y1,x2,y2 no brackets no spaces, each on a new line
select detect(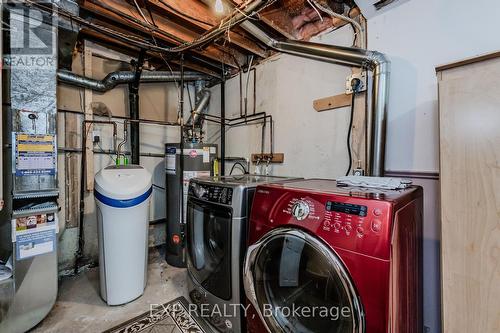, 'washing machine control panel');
280,194,390,245
322,201,372,238
326,201,367,216
252,182,418,260
189,183,233,205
